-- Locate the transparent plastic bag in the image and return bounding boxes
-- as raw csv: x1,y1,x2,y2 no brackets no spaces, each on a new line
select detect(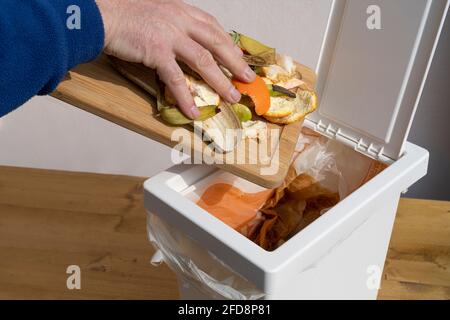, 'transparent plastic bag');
147,212,264,300
293,129,381,199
